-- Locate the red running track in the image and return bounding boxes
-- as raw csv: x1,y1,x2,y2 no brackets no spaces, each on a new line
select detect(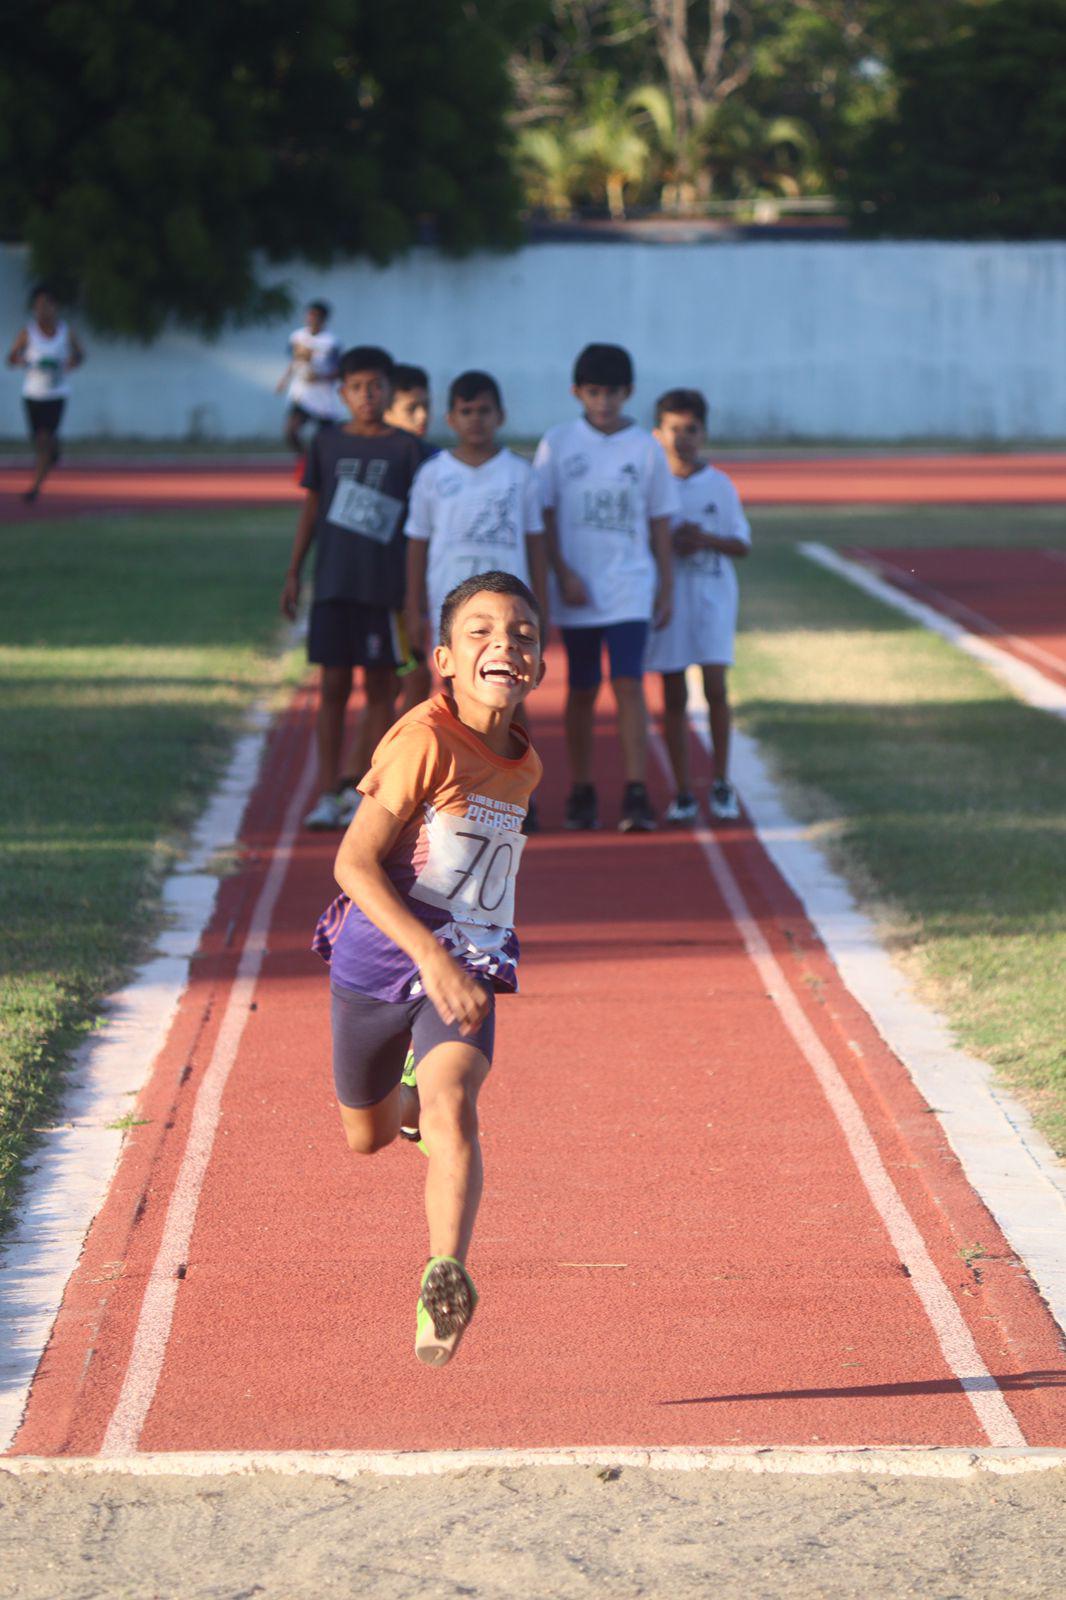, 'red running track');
9,660,1066,1458
848,547,1066,687
3,452,1066,521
